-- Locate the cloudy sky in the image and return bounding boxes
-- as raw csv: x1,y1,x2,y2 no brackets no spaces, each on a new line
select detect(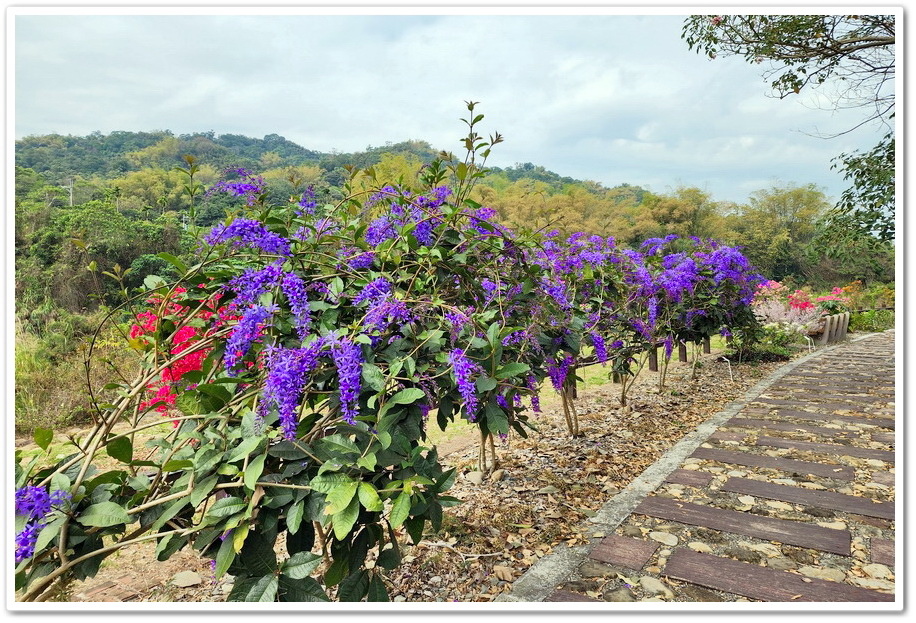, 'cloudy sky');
12,3,893,205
